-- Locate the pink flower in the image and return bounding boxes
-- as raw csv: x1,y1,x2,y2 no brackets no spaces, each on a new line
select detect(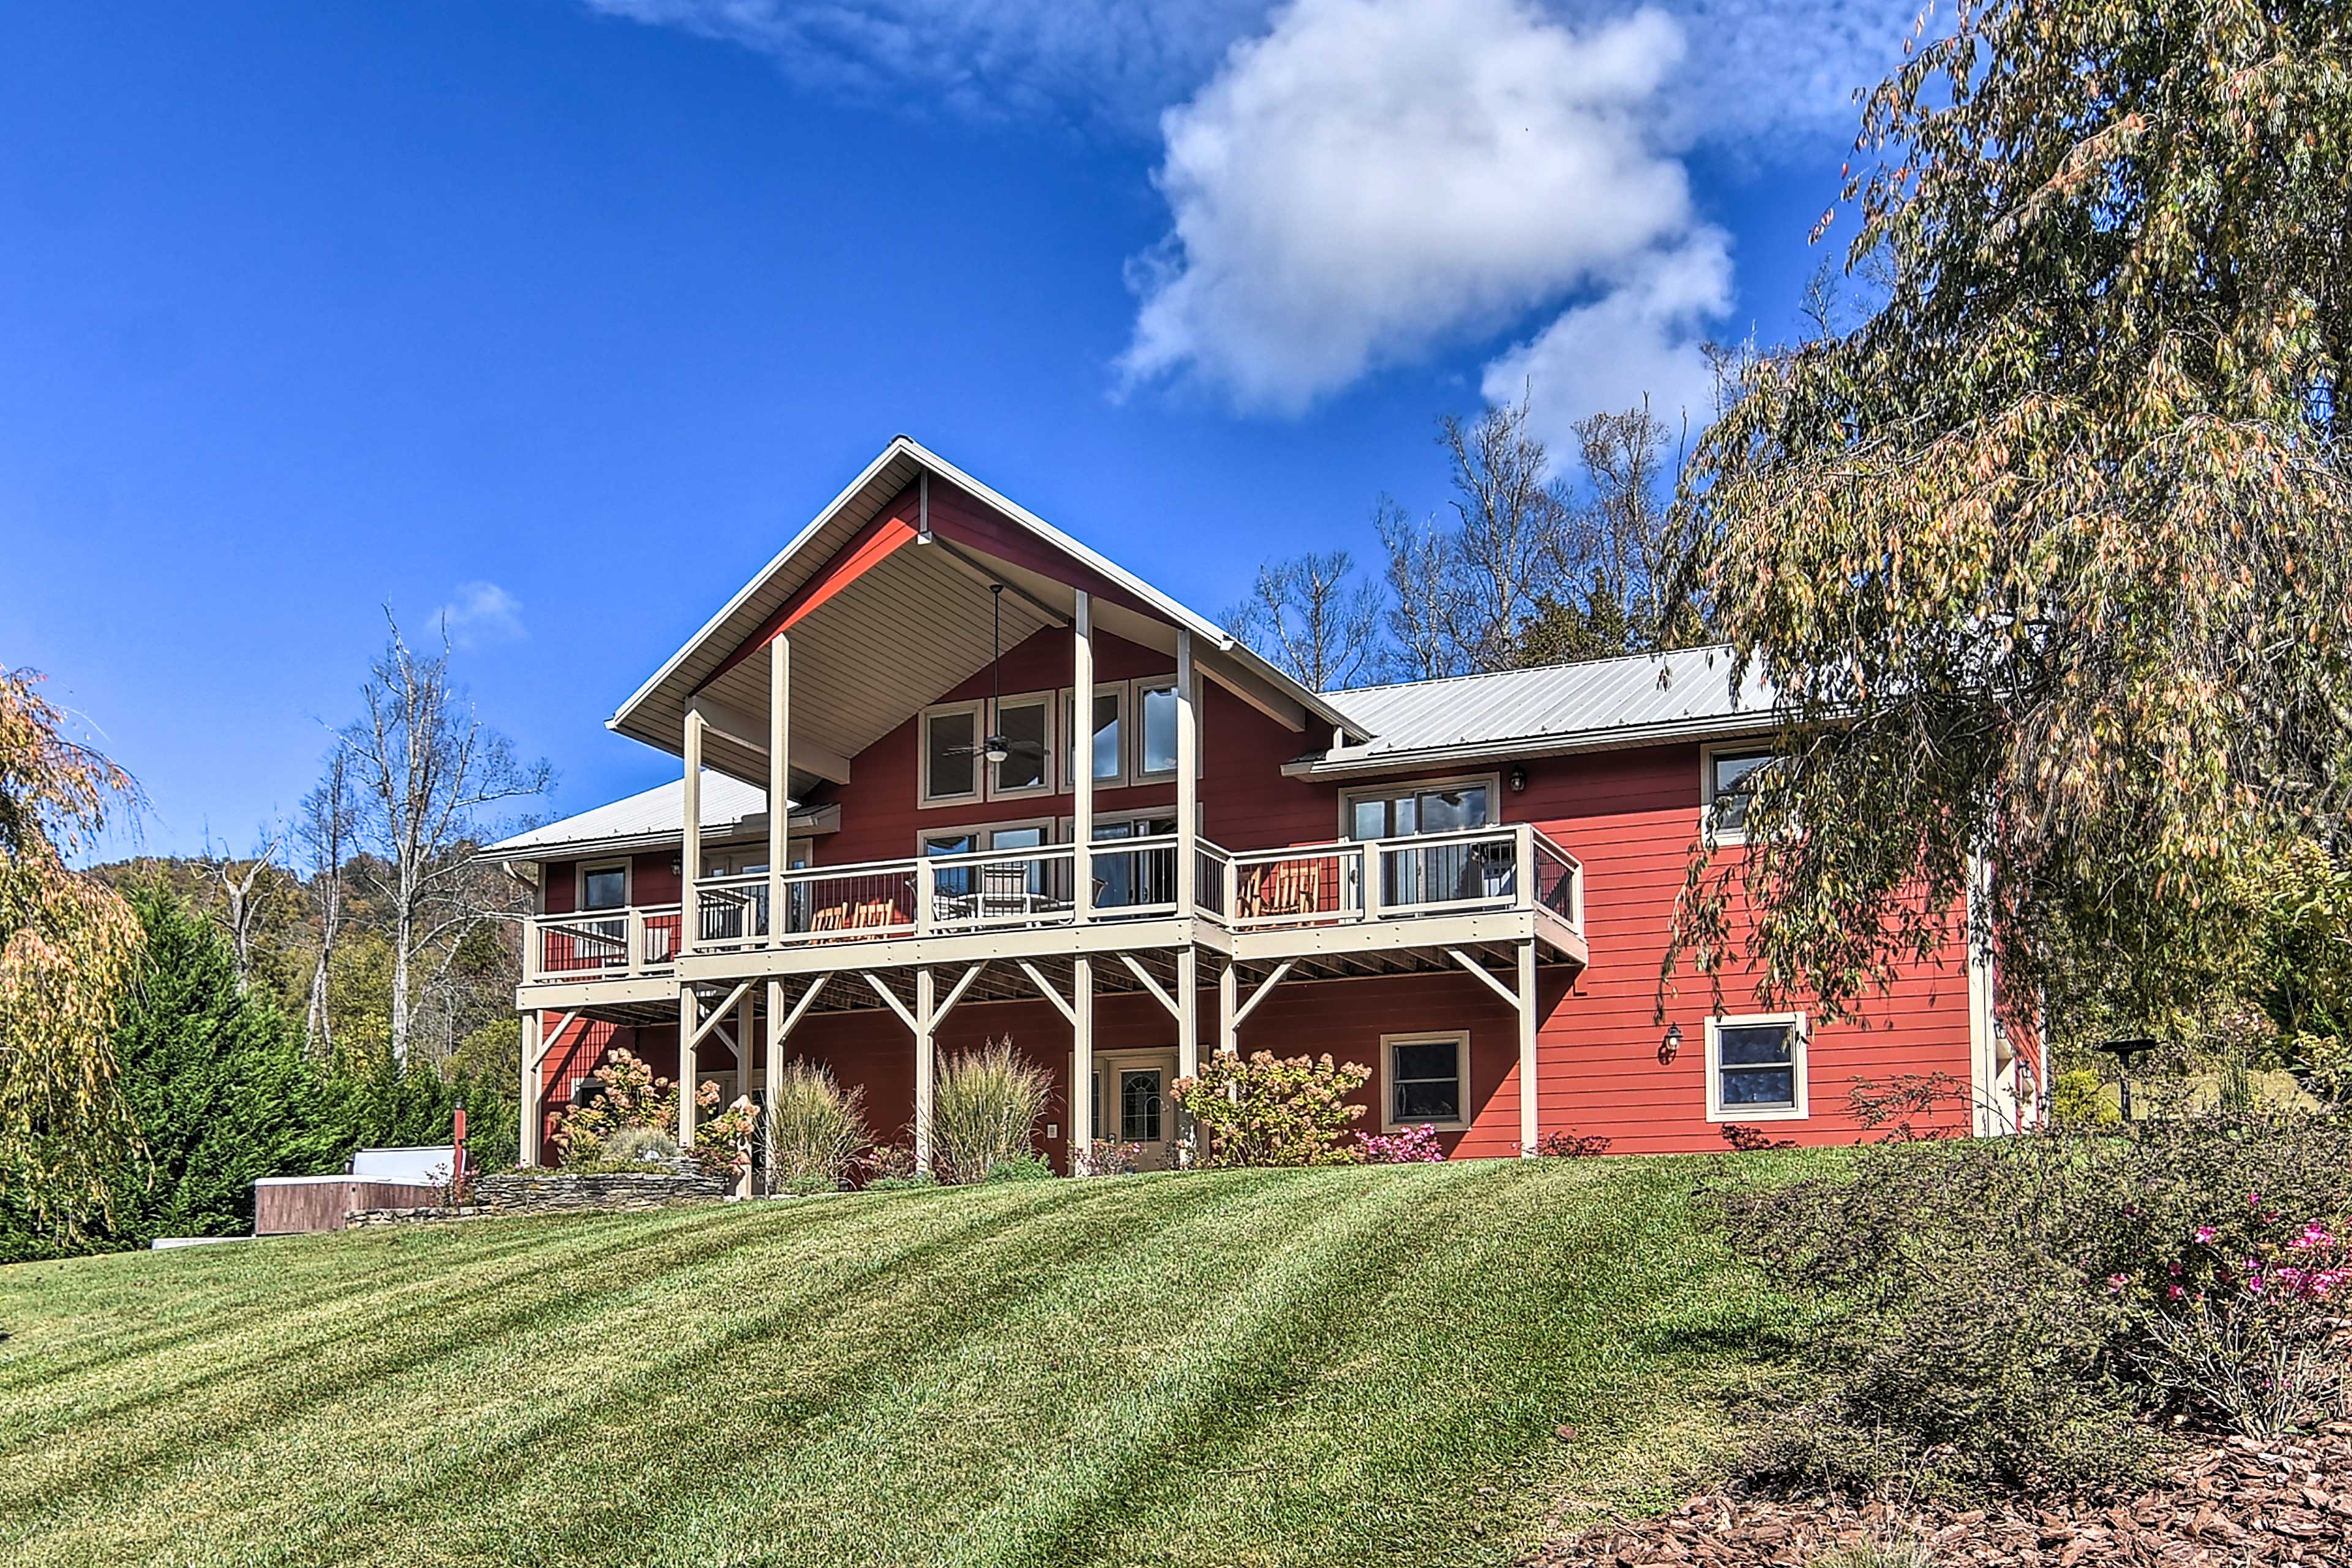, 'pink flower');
2194,1226,2216,1245
2106,1273,2130,1293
